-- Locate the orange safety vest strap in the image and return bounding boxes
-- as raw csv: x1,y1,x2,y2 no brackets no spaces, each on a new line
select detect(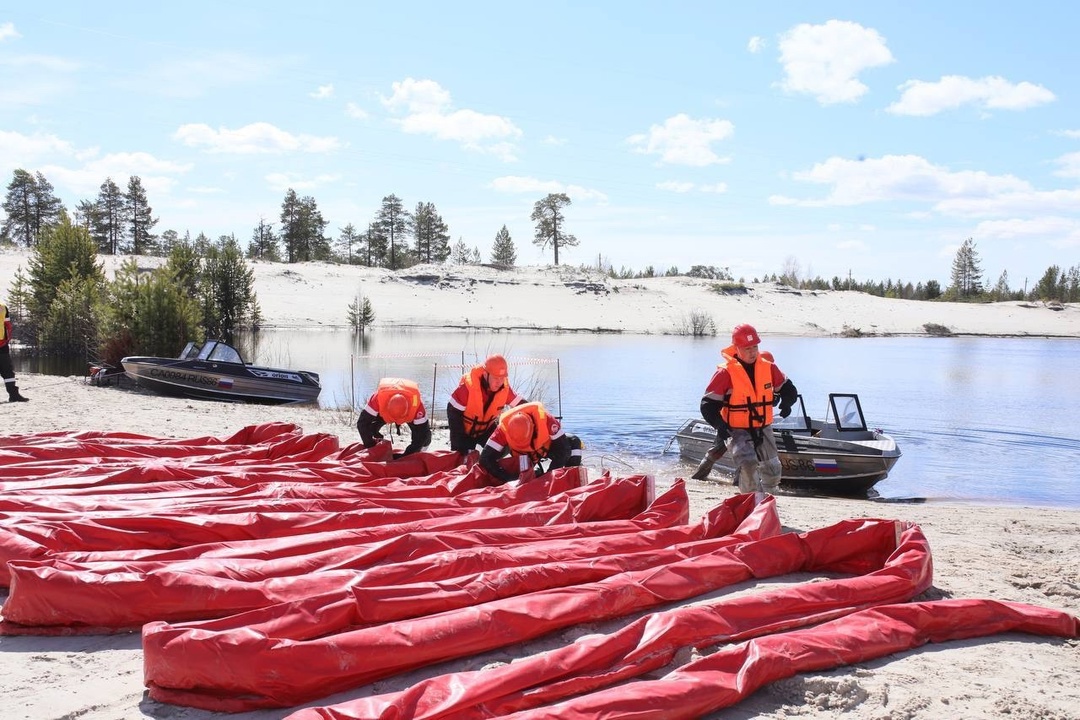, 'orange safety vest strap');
721,357,774,429
462,366,510,436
